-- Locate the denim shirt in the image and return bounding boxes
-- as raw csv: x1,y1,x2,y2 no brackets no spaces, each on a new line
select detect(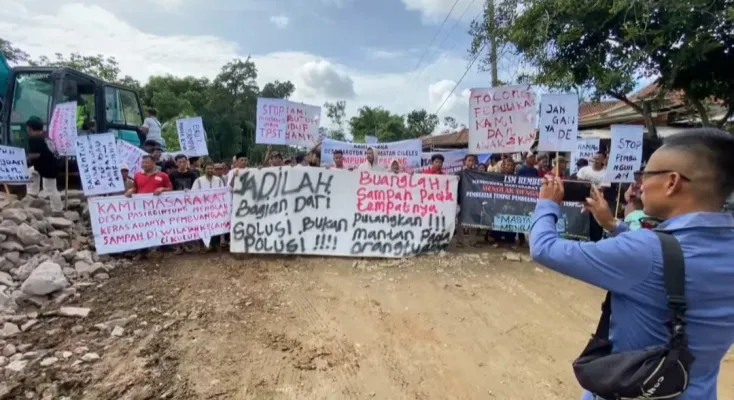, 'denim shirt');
530,200,734,400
